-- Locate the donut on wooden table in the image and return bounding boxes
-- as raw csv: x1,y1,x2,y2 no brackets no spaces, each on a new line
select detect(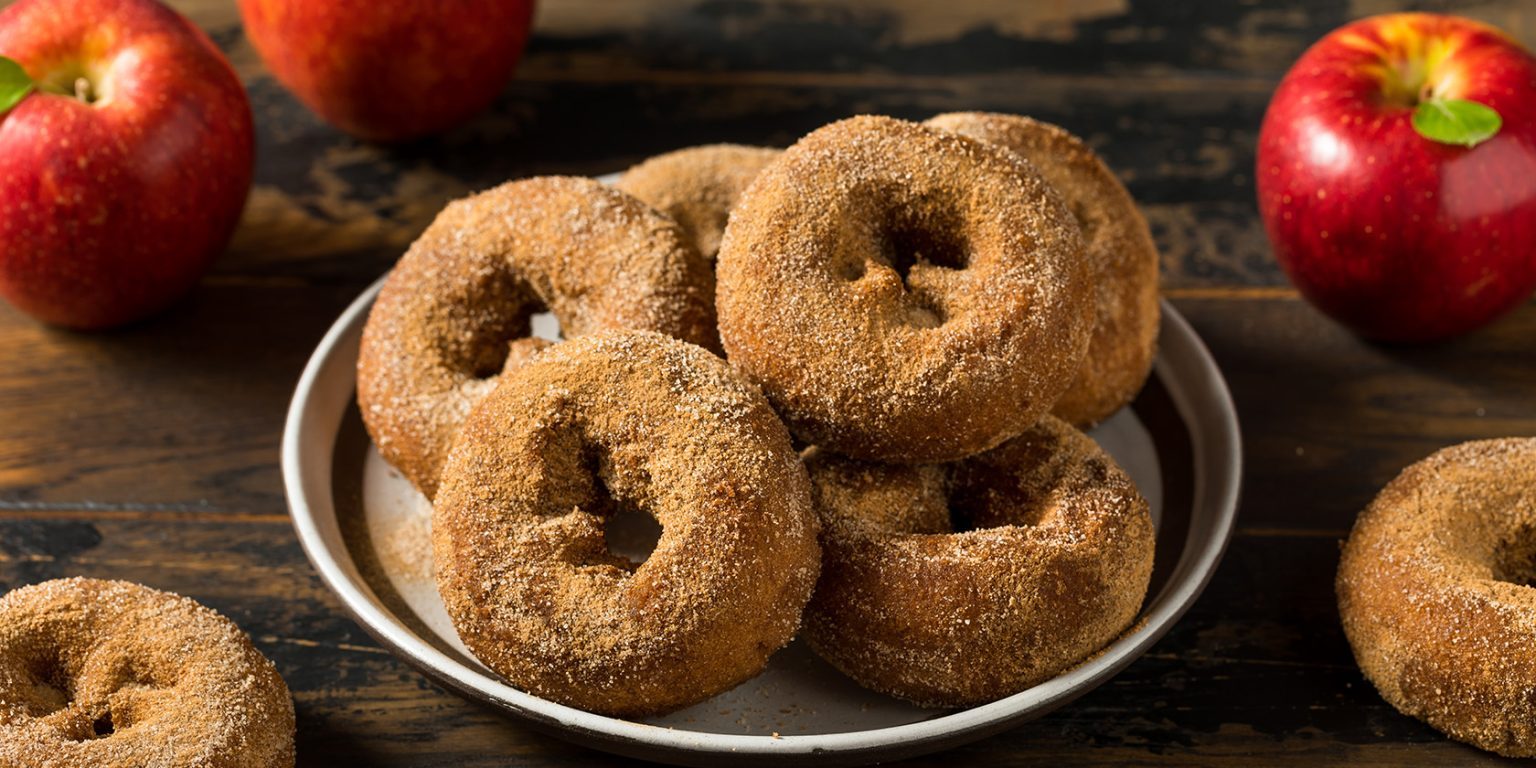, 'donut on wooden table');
1339,437,1536,757
0,578,295,768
